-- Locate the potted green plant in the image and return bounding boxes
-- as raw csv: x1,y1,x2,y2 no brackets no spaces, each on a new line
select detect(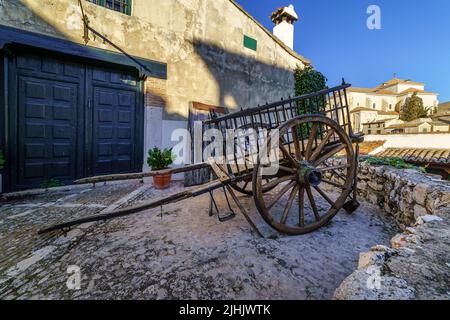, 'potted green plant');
0,149,5,194
147,147,175,189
